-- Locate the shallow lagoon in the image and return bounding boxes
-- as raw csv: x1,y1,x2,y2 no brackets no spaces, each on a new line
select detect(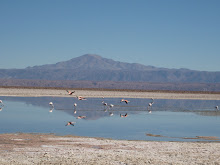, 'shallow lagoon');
0,96,220,142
